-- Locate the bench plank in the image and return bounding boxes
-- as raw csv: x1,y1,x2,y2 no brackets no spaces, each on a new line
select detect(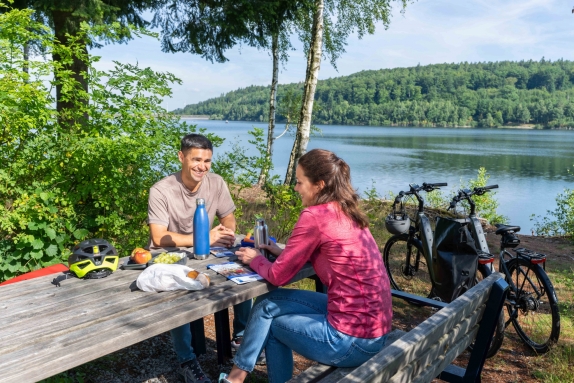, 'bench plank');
337,277,494,383
287,330,406,383
336,272,506,383
290,364,336,383
389,314,481,383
